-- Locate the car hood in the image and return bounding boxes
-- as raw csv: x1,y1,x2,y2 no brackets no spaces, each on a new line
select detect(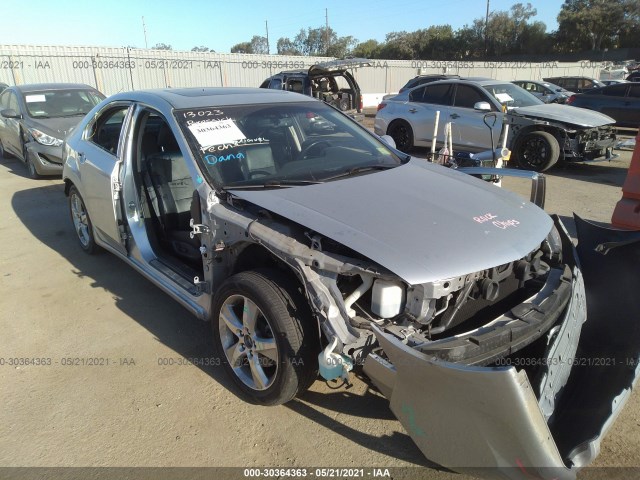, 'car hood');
229,160,553,285
510,103,615,127
26,116,84,139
